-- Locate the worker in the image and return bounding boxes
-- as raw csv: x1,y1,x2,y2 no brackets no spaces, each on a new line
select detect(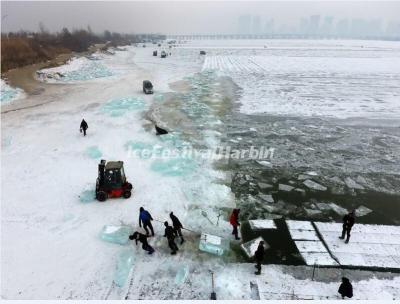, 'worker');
139,207,154,236
164,221,179,255
339,210,355,243
80,119,88,136
129,231,154,254
254,241,265,275
230,208,241,240
170,212,185,244
338,277,353,299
